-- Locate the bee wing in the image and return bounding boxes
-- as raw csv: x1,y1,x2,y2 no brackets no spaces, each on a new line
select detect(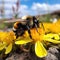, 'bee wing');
4,19,26,23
